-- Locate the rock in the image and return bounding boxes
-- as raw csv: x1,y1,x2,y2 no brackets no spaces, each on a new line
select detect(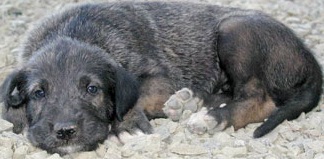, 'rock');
304,140,324,153
0,146,14,159
281,131,299,141
121,134,161,154
95,144,106,158
1,131,30,147
287,145,302,156
221,146,247,157
104,147,122,159
71,151,98,159
233,140,246,147
154,126,171,141
46,154,63,159
272,144,289,154
153,118,170,126
0,119,14,132
0,136,13,148
170,143,208,155
314,153,324,159
25,151,49,159
166,120,179,134
170,132,186,145
213,132,232,145
13,145,29,159
248,140,268,154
